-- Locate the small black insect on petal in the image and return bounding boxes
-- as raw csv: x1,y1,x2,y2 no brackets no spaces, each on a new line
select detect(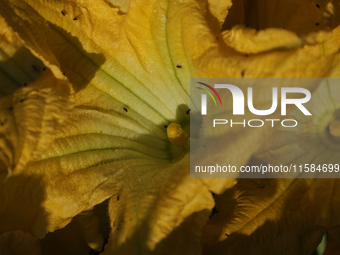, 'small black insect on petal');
117,196,120,201
63,73,65,75
7,107,13,111
225,233,230,237
0,122,4,126
164,125,168,128
61,11,65,16
73,17,78,20
245,54,249,57
186,109,191,114
316,23,320,26
43,67,46,71
316,4,320,8
123,107,128,112
24,83,27,86
176,65,182,68
241,70,245,77
19,99,25,103
32,64,39,73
